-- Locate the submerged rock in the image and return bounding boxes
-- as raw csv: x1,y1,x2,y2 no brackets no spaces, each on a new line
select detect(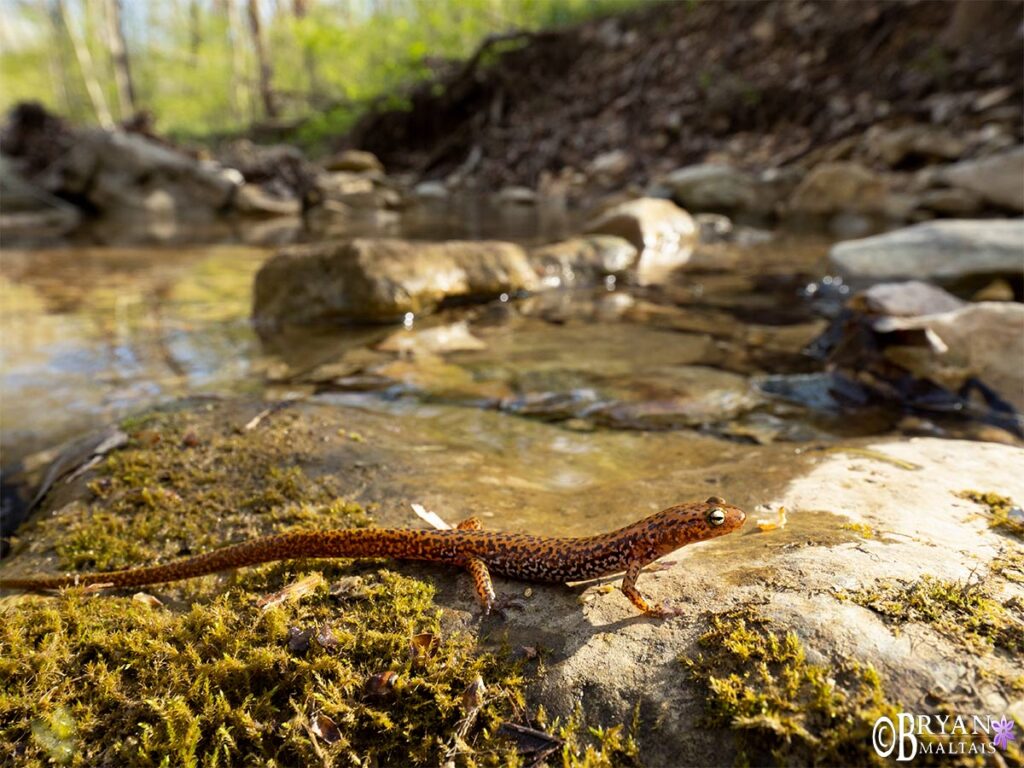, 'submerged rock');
252,238,538,329
829,219,1024,286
